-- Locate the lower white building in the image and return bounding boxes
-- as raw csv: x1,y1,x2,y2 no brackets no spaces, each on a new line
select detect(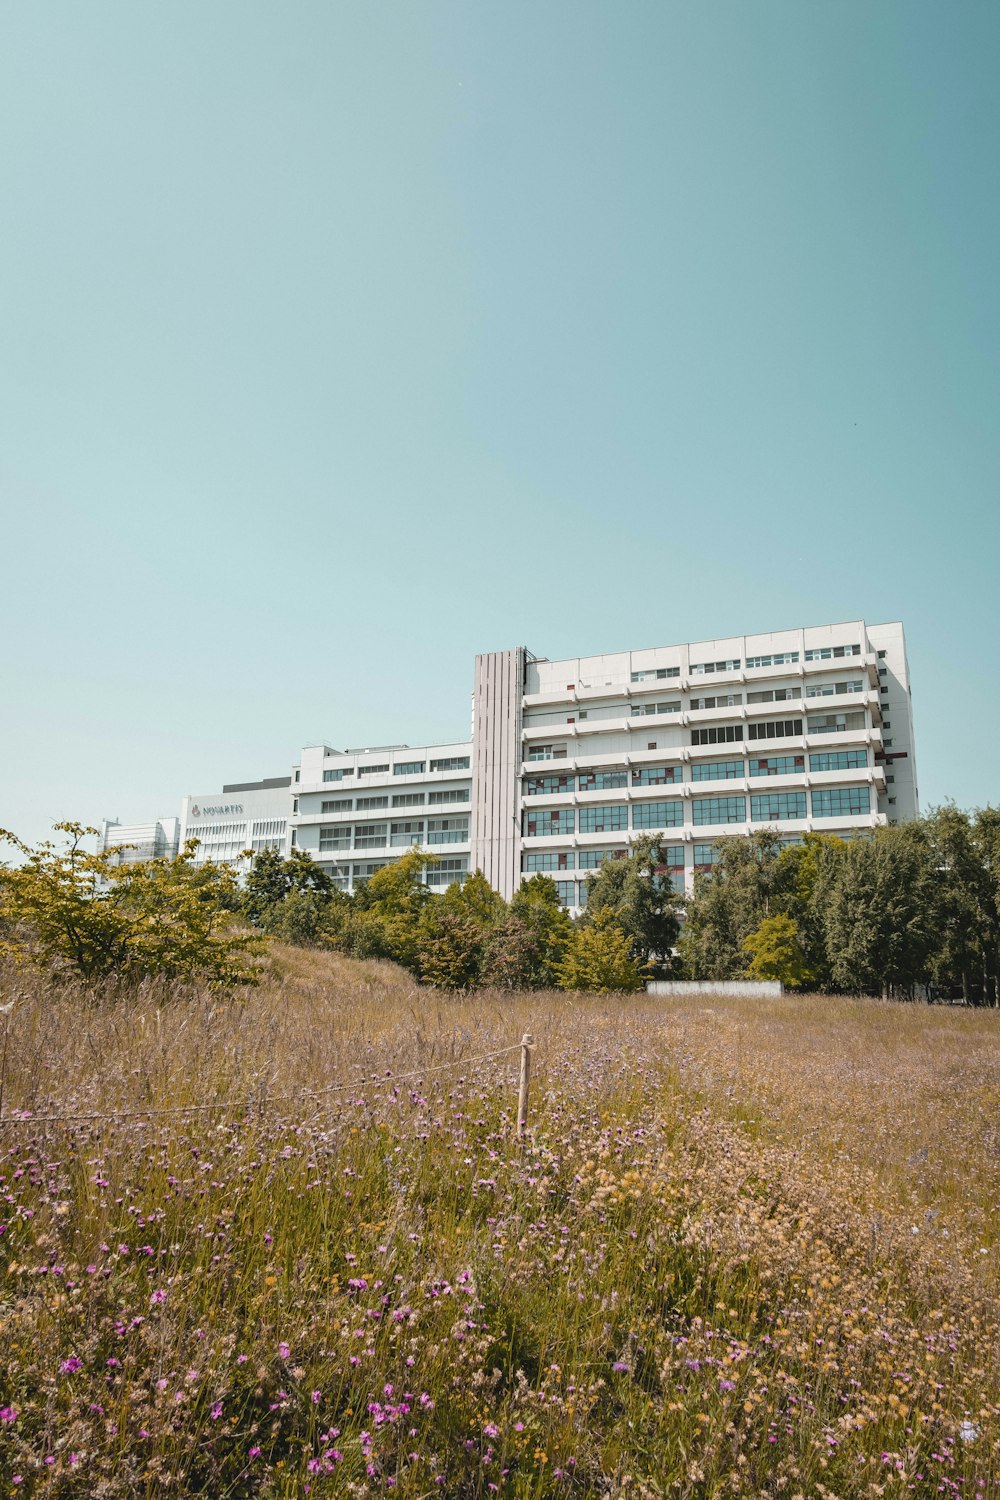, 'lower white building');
97,817,180,869
294,742,472,892
179,777,292,869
